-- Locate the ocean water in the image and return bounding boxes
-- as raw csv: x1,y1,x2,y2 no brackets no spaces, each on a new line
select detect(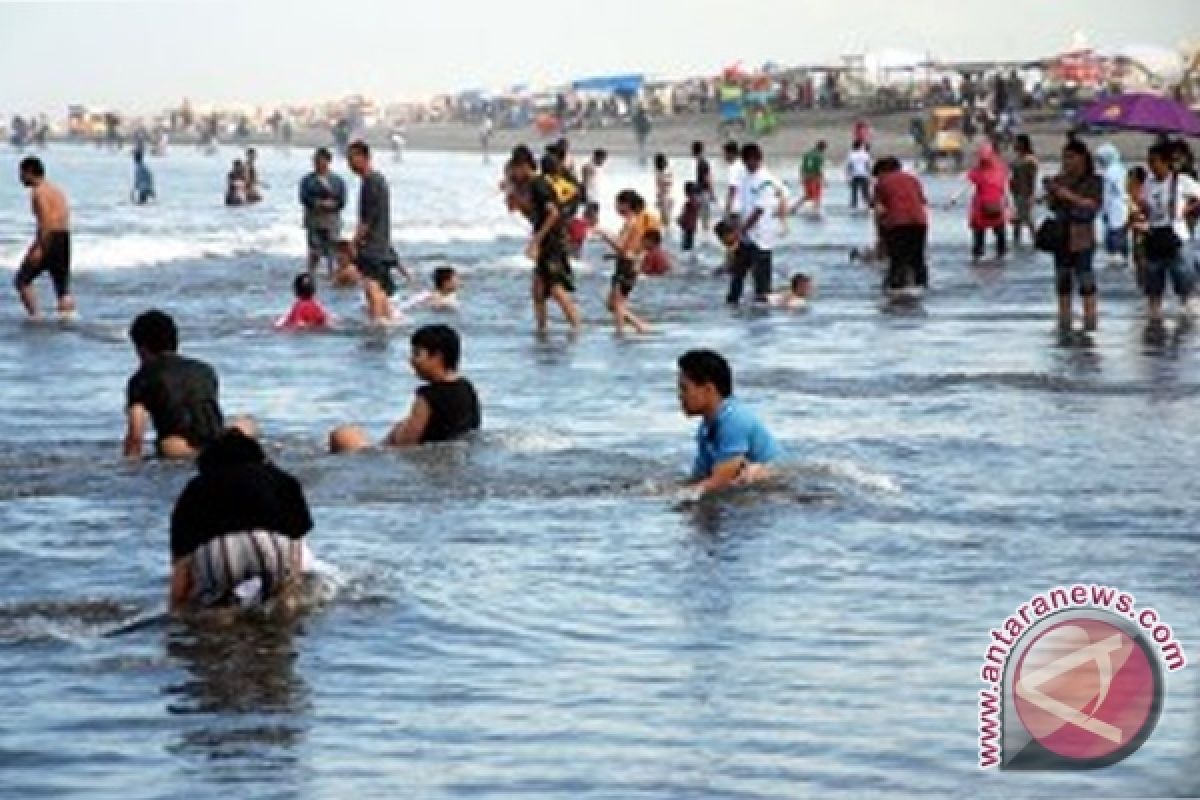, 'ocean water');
0,143,1197,799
